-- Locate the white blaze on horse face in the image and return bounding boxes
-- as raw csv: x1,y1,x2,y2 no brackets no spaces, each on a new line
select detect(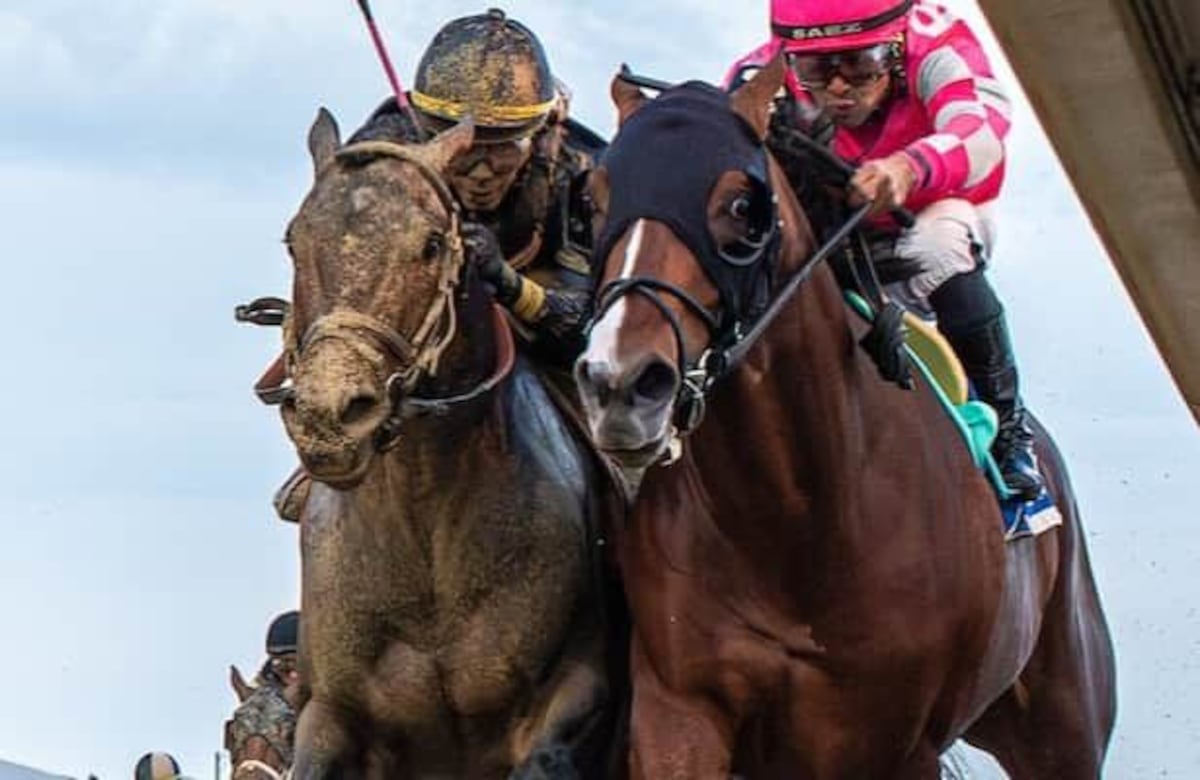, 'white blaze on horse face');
584,219,647,372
